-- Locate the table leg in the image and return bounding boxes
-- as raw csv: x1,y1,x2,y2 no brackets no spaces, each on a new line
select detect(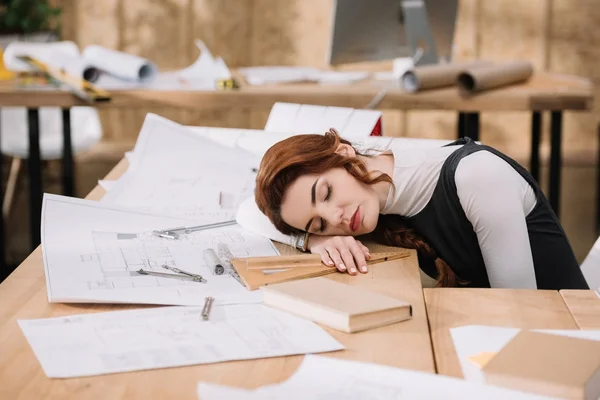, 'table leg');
0,110,4,278
597,123,600,235
457,113,479,140
61,108,75,197
27,108,42,250
465,112,480,141
457,112,466,139
530,111,541,182
549,111,563,218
